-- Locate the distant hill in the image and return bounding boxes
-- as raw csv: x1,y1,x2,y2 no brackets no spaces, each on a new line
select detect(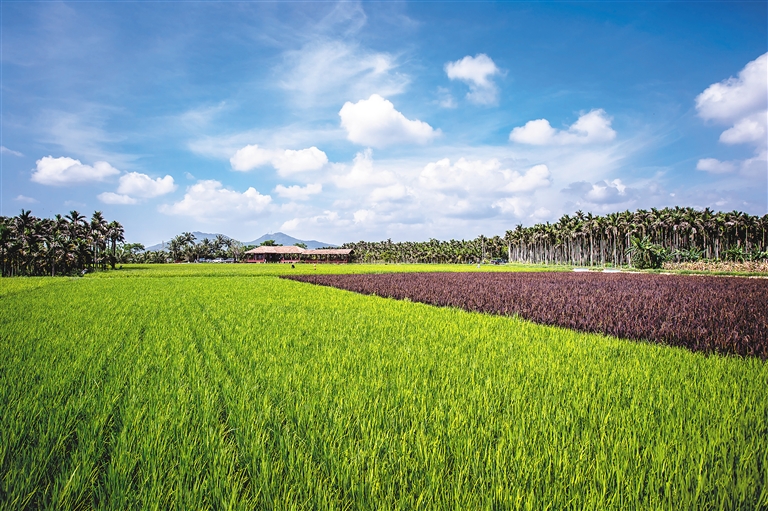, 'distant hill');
144,231,336,251
242,232,337,249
